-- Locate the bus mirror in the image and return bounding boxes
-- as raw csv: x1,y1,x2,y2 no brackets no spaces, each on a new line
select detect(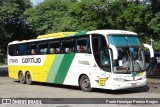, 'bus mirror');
108,44,118,60
143,44,154,58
